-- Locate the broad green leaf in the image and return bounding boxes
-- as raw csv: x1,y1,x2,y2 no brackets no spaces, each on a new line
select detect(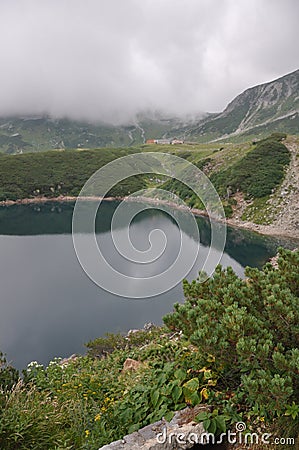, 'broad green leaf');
195,411,209,422
172,385,183,404
174,402,187,410
174,369,187,382
203,418,211,431
189,392,201,406
215,415,227,433
208,418,217,435
150,390,160,408
182,377,199,393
